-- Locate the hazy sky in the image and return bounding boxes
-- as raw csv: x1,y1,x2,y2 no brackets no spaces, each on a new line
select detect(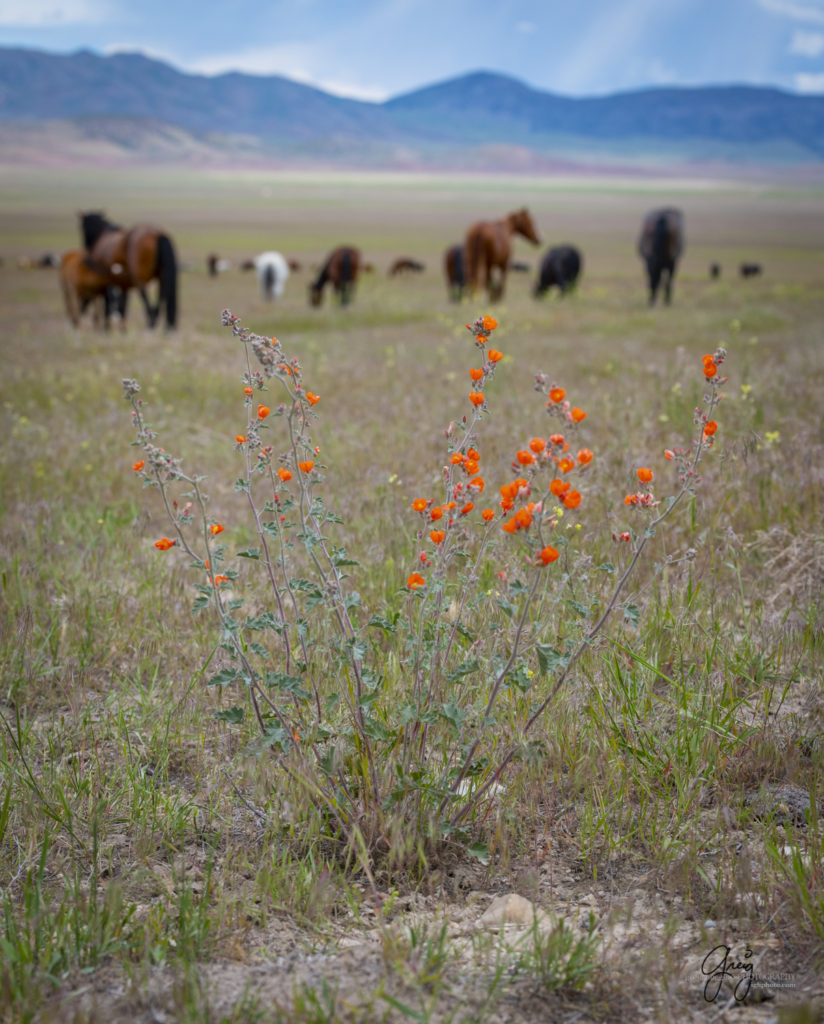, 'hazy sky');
2,0,824,100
